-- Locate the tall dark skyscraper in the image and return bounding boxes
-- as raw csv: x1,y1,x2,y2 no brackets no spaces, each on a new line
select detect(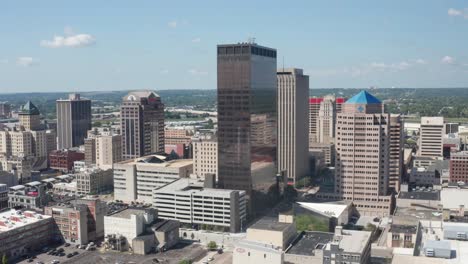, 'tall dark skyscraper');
57,94,92,149
217,42,277,195
121,91,165,160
